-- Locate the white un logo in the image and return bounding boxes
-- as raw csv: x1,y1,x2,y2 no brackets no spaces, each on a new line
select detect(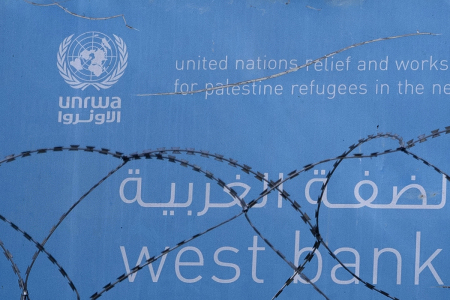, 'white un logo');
57,32,128,90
